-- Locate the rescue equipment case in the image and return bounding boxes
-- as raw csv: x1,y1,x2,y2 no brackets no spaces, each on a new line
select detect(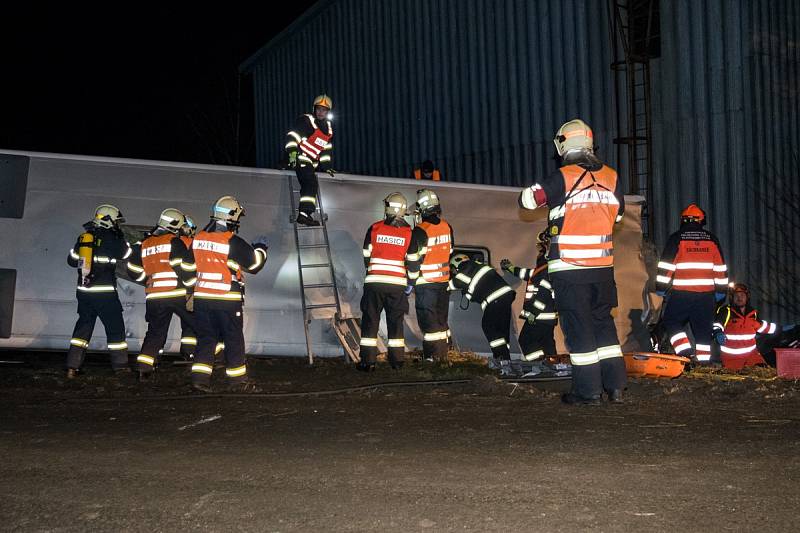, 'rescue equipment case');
624,352,690,378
